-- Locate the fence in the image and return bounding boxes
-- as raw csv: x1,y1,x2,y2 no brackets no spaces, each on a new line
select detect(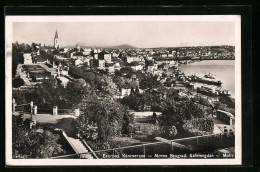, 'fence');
13,99,79,116
50,133,235,159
